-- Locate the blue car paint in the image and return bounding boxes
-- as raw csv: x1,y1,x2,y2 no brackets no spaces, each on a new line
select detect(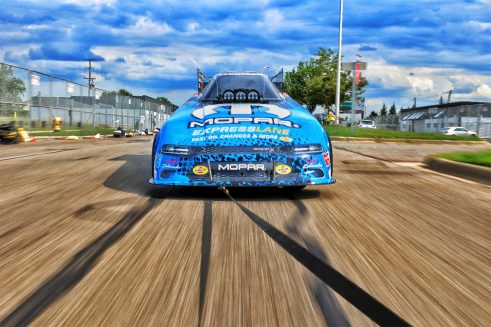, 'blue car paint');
151,79,334,187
